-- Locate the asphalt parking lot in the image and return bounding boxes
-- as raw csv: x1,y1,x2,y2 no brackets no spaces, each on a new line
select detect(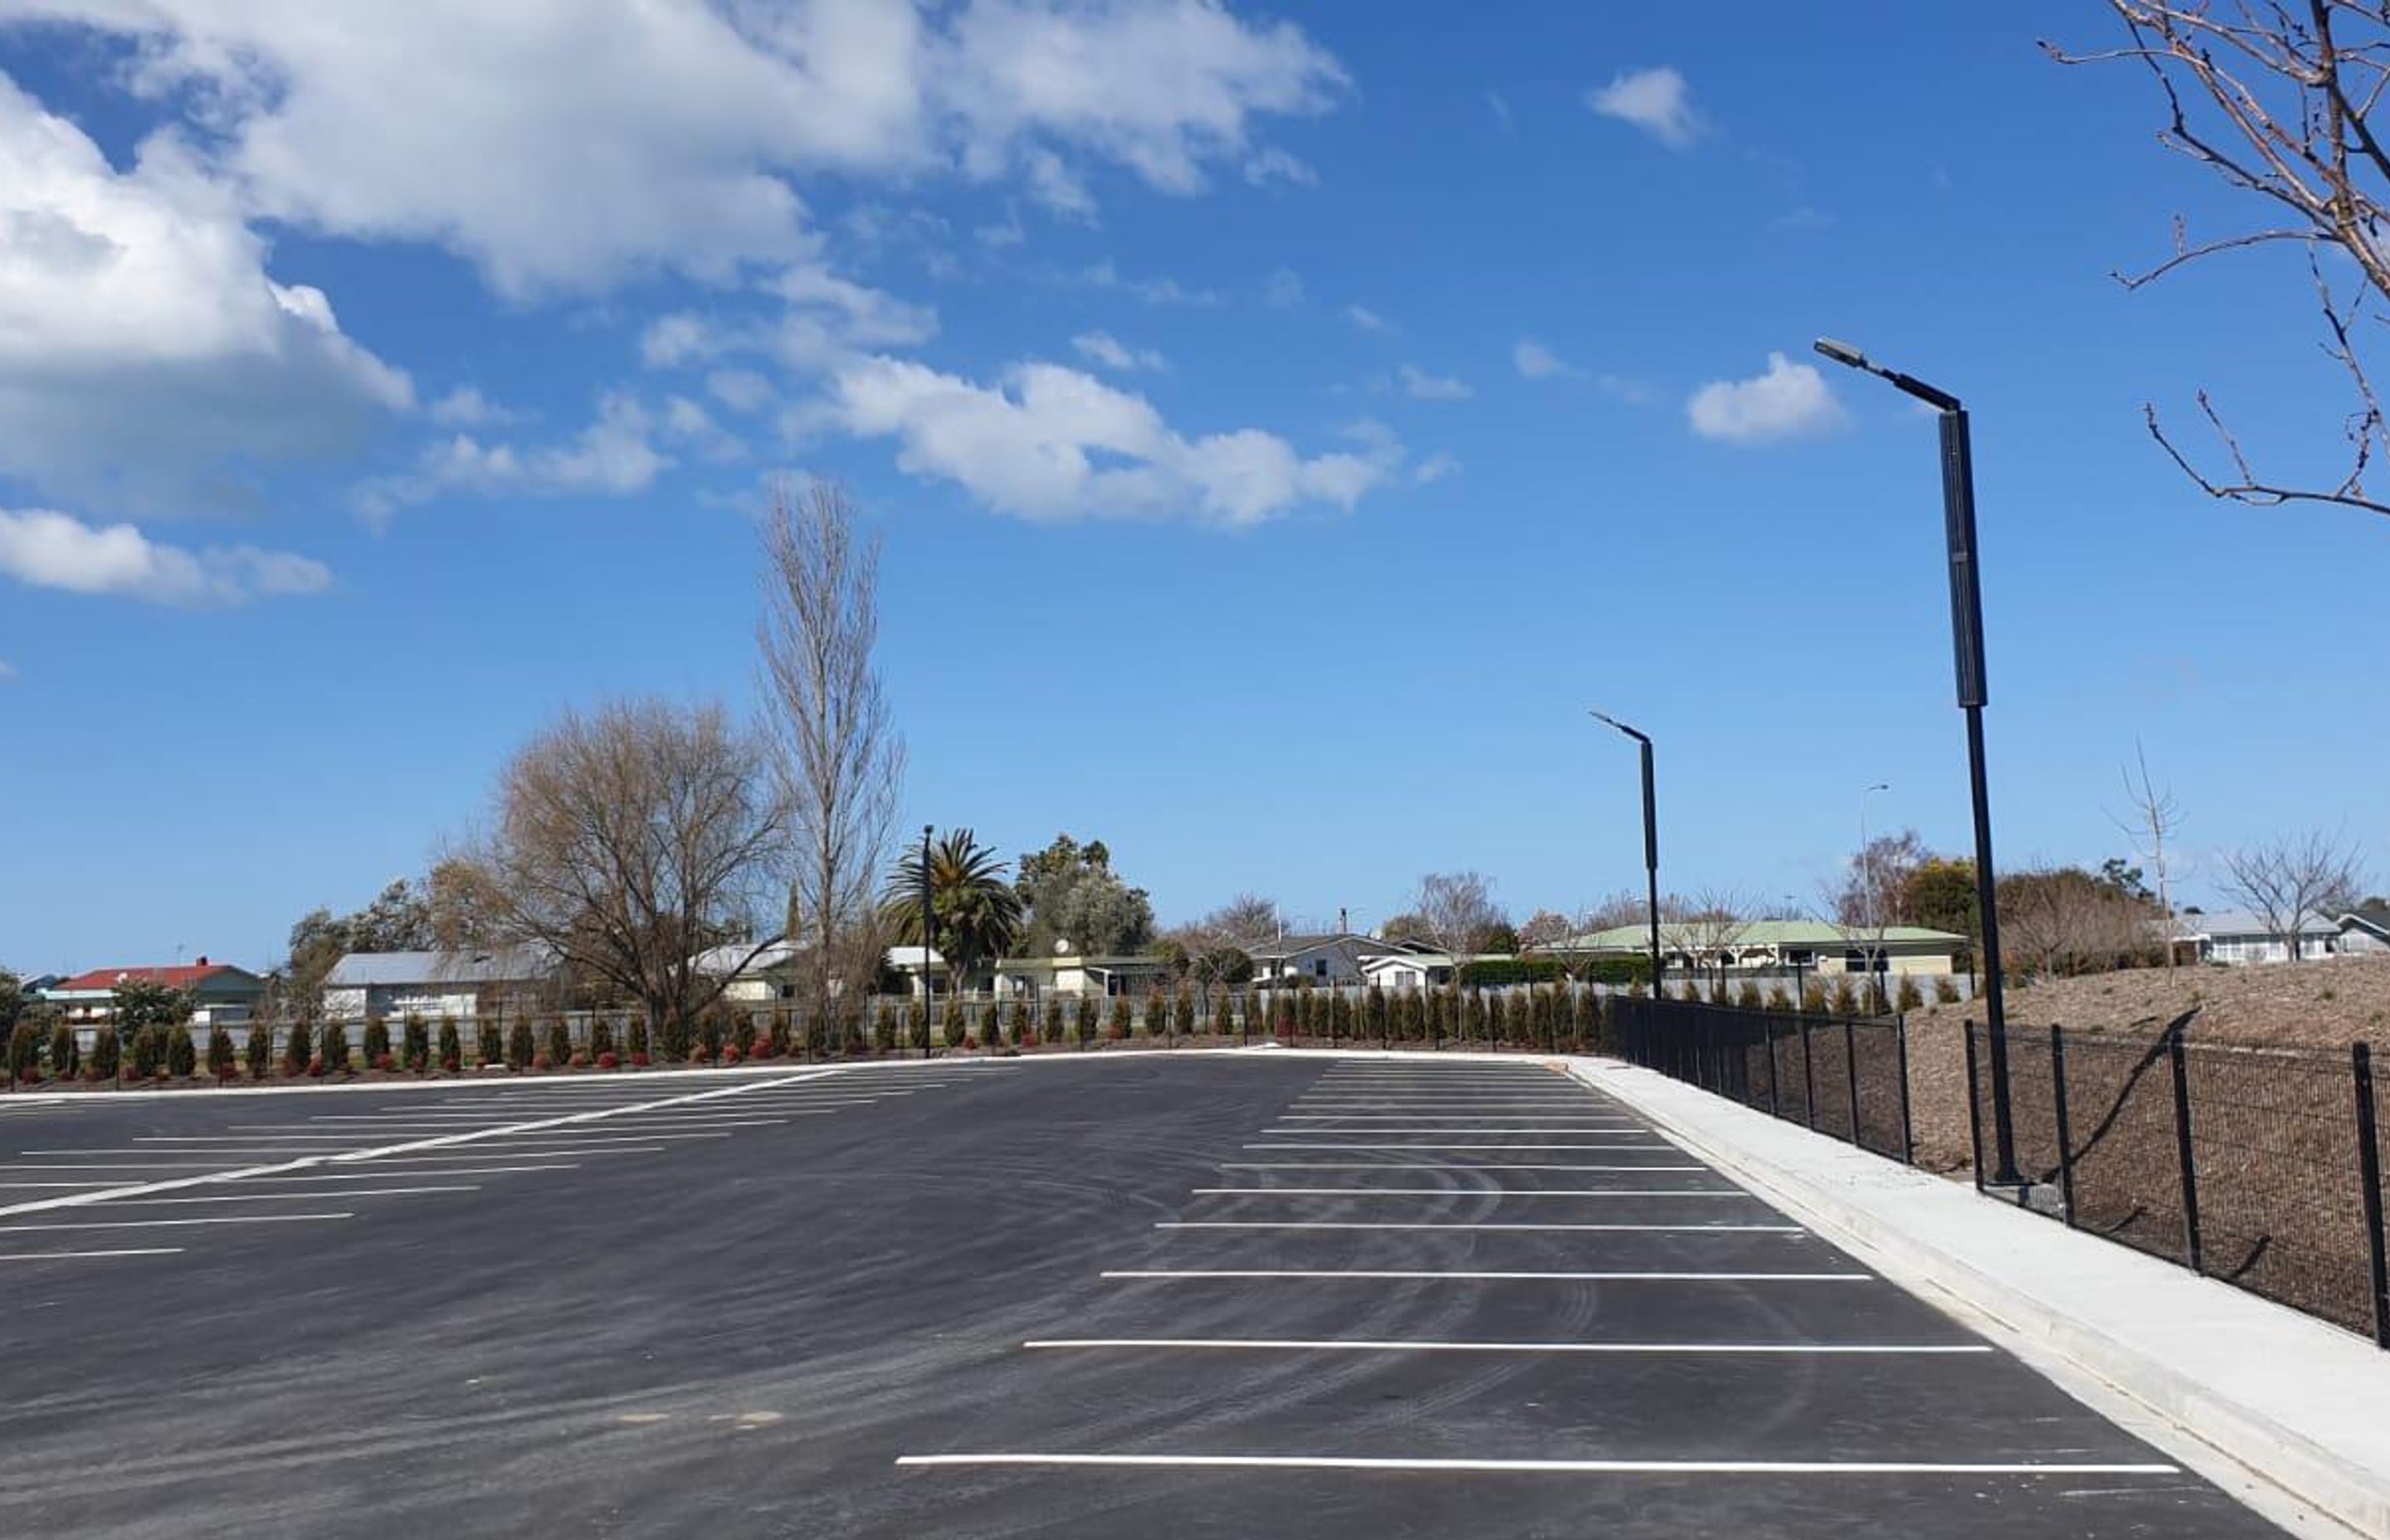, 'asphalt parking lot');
0,1055,2282,1538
